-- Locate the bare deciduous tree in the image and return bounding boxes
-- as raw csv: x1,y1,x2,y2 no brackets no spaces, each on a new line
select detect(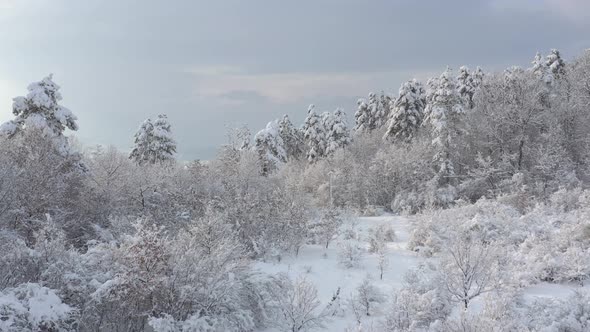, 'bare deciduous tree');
439,234,501,309
265,274,330,332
